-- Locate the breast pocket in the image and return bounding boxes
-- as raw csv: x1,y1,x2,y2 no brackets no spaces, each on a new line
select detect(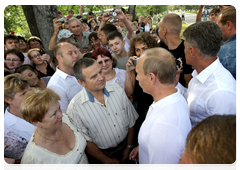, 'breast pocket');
115,108,129,129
